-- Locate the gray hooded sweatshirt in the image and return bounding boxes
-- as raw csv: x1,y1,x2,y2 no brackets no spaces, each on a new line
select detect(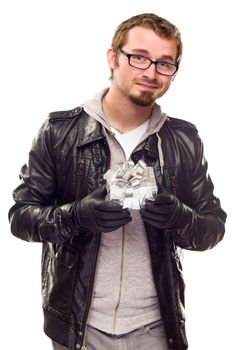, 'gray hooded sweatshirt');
82,89,167,335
